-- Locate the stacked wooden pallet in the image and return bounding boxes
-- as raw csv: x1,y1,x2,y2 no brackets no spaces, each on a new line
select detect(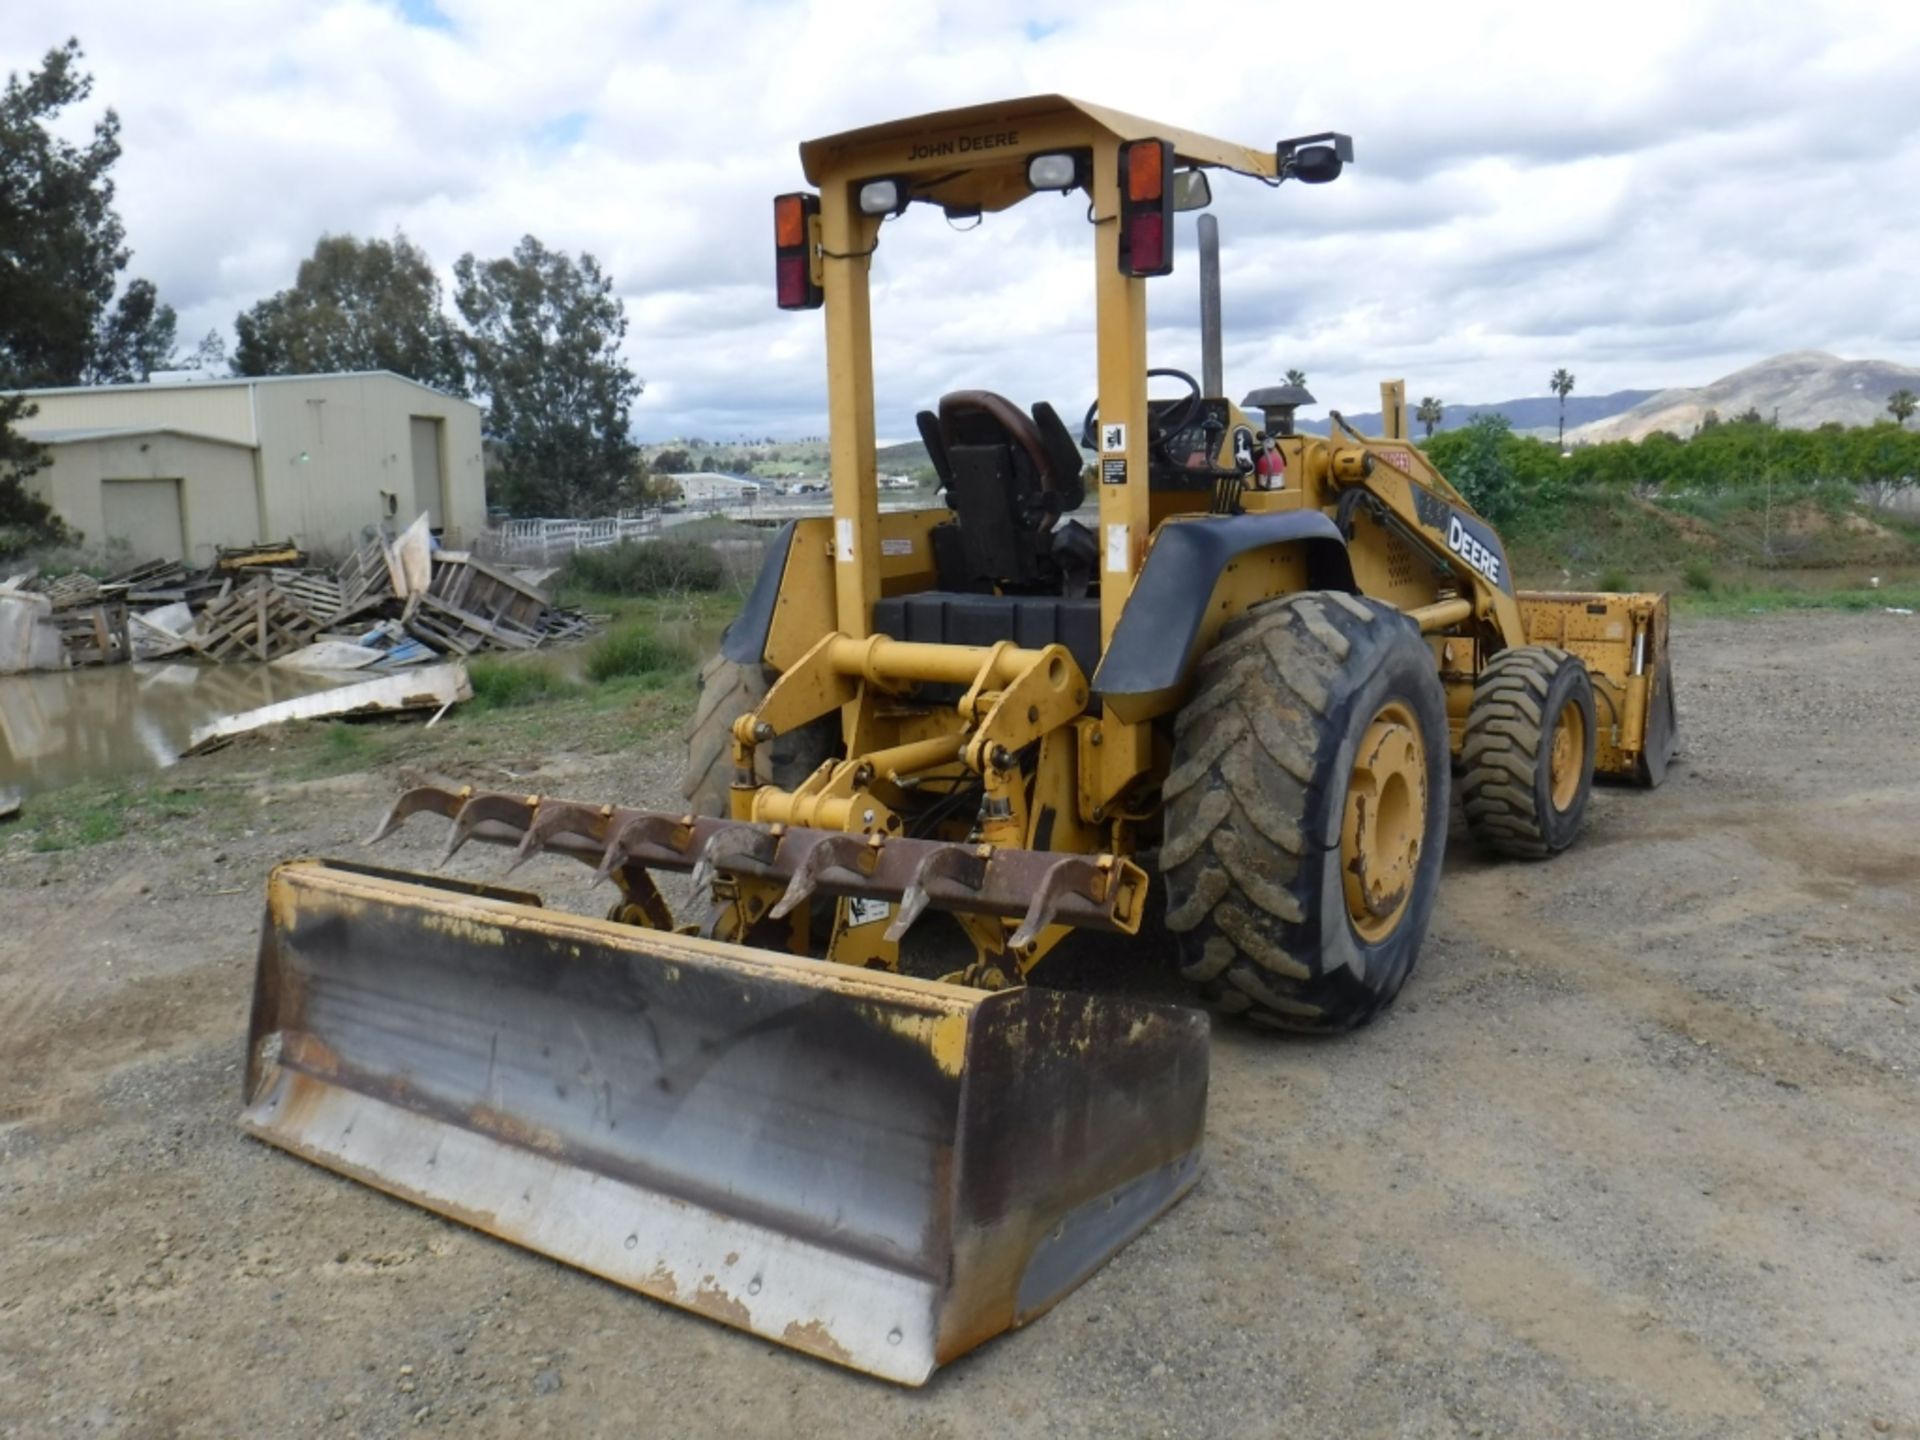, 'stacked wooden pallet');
188,576,329,662
404,552,551,654
16,514,607,671
263,567,346,623
39,573,101,609
53,597,130,666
